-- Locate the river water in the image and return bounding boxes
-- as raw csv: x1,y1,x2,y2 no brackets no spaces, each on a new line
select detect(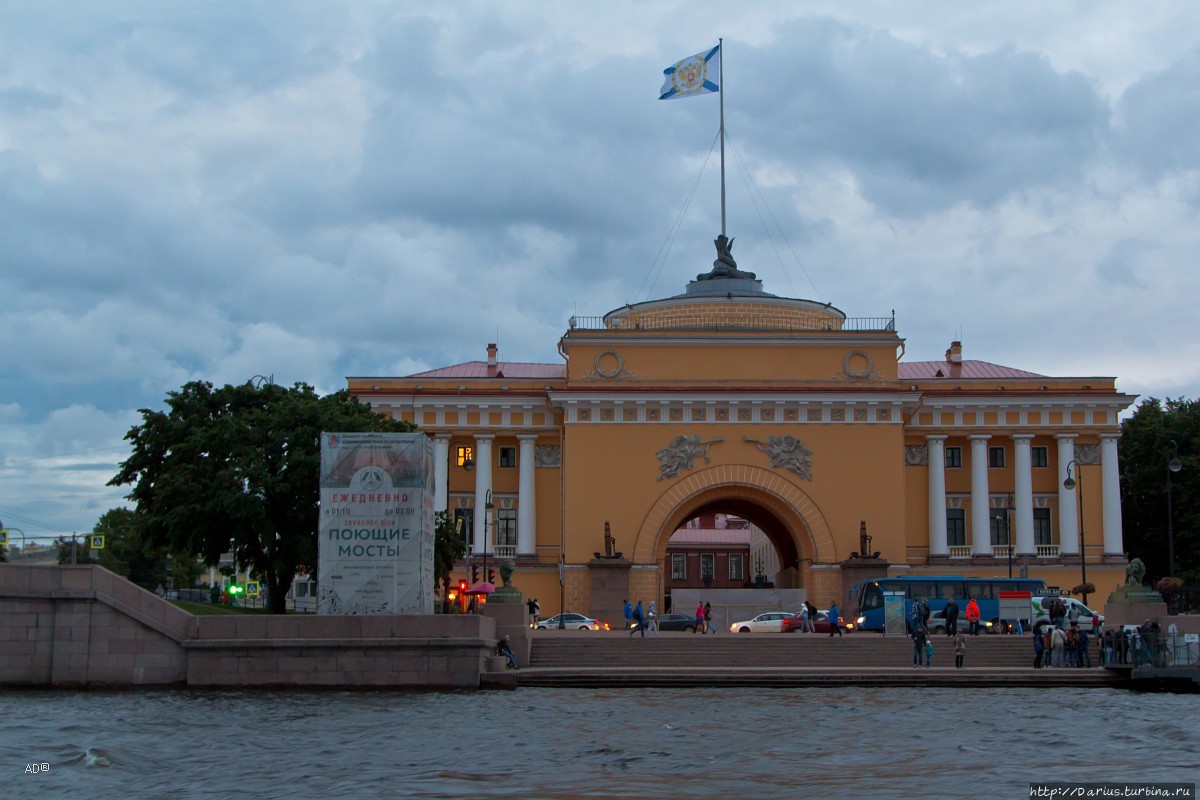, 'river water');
2,686,1196,799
